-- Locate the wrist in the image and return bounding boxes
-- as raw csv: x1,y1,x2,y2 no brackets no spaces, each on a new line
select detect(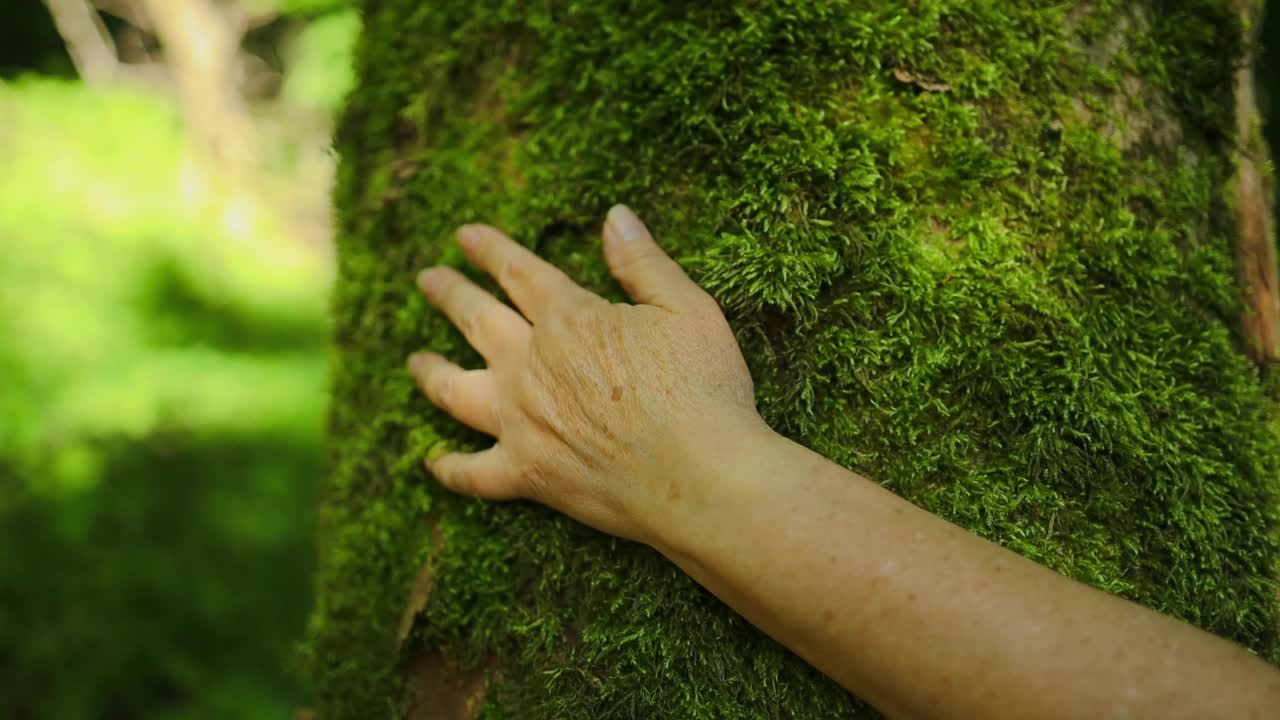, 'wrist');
638,410,790,557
